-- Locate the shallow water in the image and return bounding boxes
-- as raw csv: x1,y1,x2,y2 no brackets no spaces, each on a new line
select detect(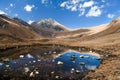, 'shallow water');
0,48,101,80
